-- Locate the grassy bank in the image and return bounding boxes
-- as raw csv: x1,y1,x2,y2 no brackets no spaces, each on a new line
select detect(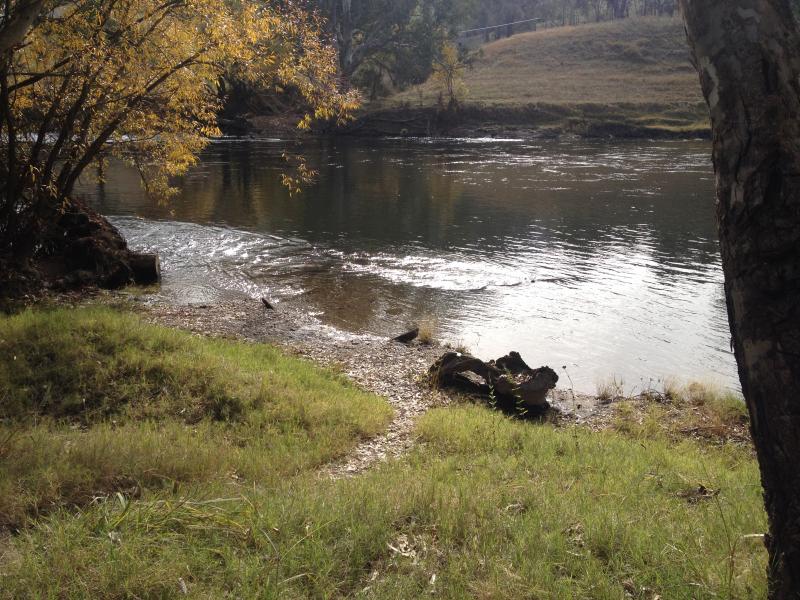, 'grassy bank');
0,308,766,598
353,17,708,138
0,307,392,529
